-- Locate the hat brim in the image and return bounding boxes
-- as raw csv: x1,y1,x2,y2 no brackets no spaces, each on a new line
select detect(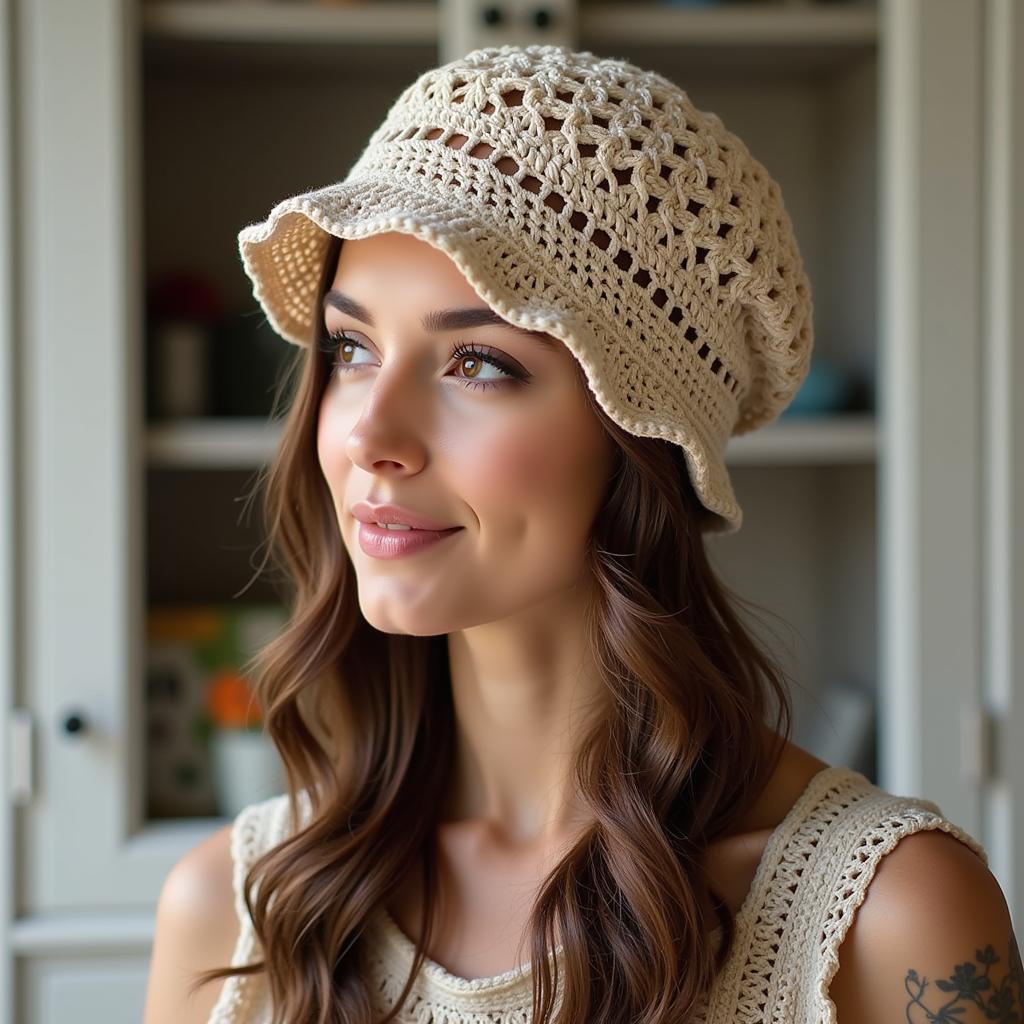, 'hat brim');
237,175,742,533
